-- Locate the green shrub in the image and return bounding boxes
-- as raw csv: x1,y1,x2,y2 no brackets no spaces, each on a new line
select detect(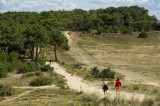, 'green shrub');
49,71,67,88
61,43,70,51
5,63,15,72
90,67,115,79
107,26,114,33
0,51,8,63
35,72,43,76
8,52,19,63
122,29,132,34
71,64,82,70
22,72,43,78
41,65,53,72
96,27,105,35
0,85,14,96
36,51,47,66
0,68,8,78
22,73,37,78
137,32,148,38
90,67,100,78
121,26,132,34
56,79,66,89
0,51,20,73
99,67,115,79
18,62,40,73
30,77,53,86
152,89,159,94
133,85,139,90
